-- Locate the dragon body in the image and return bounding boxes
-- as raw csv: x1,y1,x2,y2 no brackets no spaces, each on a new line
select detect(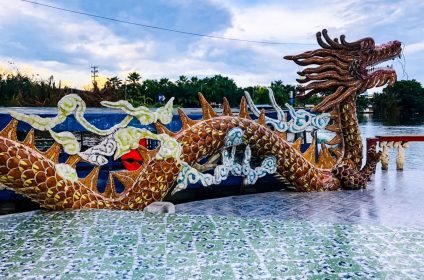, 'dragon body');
0,29,402,210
